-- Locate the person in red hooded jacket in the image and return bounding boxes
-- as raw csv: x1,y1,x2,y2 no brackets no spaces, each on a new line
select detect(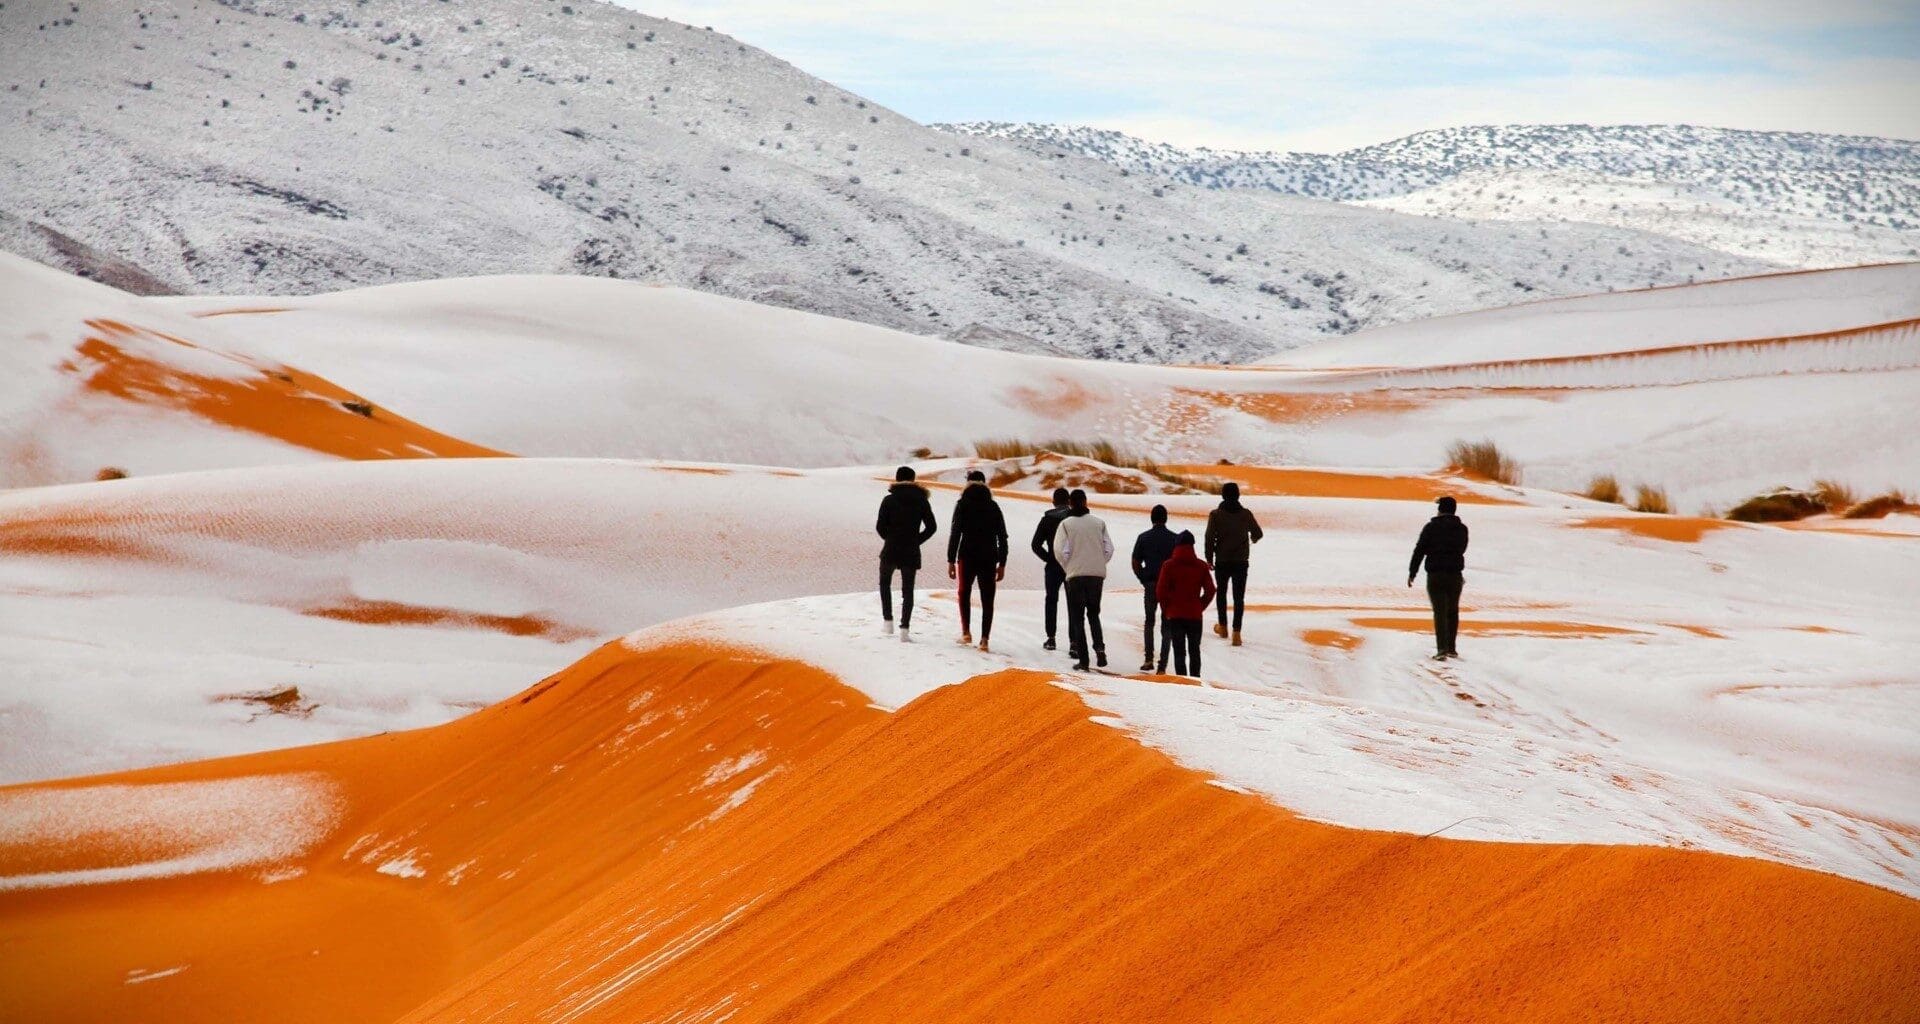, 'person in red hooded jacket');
1154,530,1217,677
